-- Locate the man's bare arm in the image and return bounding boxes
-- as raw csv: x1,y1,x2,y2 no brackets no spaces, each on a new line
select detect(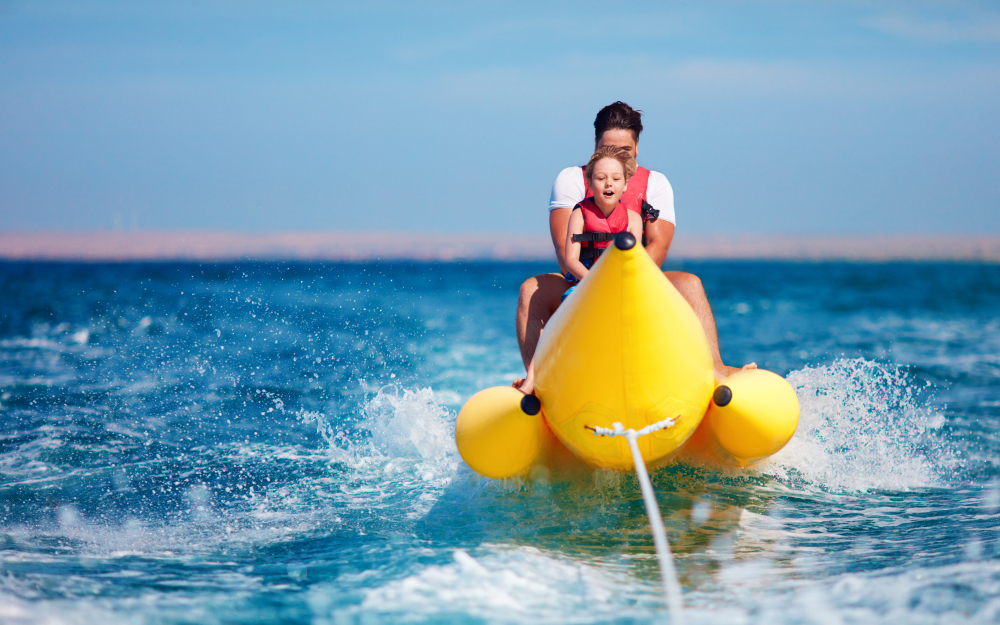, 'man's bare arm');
548,208,572,274
643,218,675,266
